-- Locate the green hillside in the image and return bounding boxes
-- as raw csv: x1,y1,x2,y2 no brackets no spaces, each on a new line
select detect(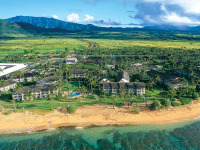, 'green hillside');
0,19,31,38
